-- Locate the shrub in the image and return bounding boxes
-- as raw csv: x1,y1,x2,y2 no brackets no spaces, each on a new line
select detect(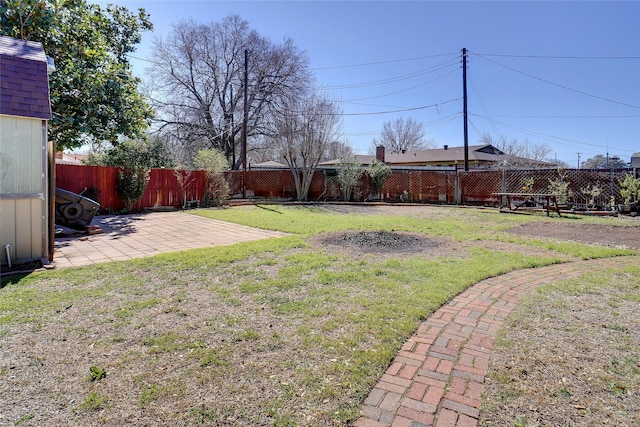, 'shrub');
547,169,572,204
117,167,149,213
619,173,640,205
194,149,230,206
336,155,363,201
367,159,391,200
